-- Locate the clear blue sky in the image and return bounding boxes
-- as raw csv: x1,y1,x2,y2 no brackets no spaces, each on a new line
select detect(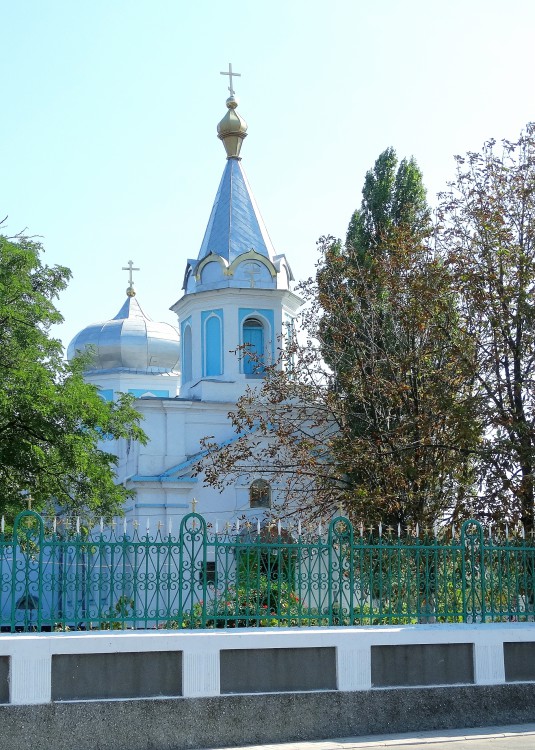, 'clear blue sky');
2,0,534,349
